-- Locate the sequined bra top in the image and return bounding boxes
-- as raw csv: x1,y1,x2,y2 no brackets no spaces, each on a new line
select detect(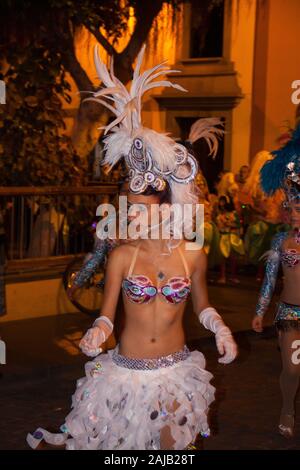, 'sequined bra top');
122,244,191,305
281,249,300,268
